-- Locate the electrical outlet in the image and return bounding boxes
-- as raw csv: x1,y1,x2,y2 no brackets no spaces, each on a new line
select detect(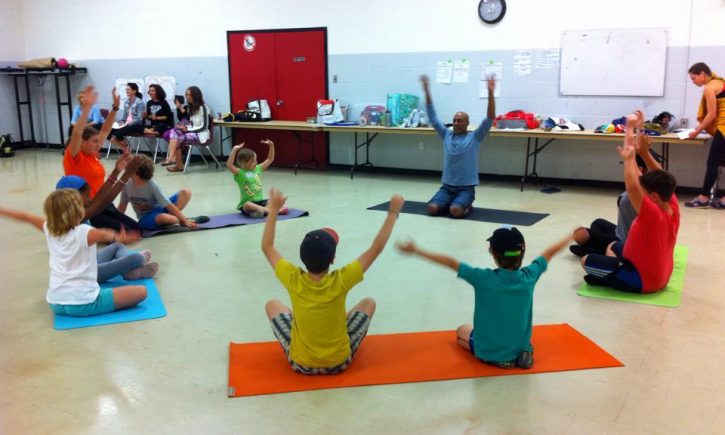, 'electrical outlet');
418,141,424,150
333,75,338,83
680,118,688,128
